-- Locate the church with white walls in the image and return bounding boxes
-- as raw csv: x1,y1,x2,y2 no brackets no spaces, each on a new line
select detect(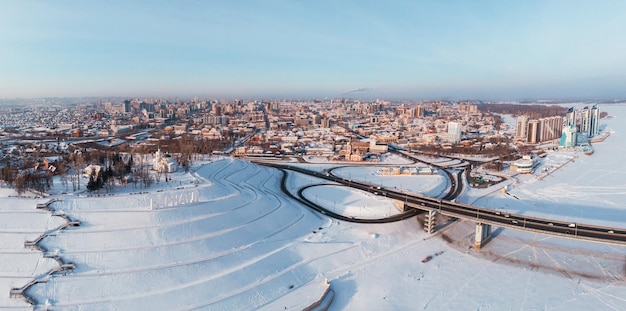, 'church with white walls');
153,149,178,173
